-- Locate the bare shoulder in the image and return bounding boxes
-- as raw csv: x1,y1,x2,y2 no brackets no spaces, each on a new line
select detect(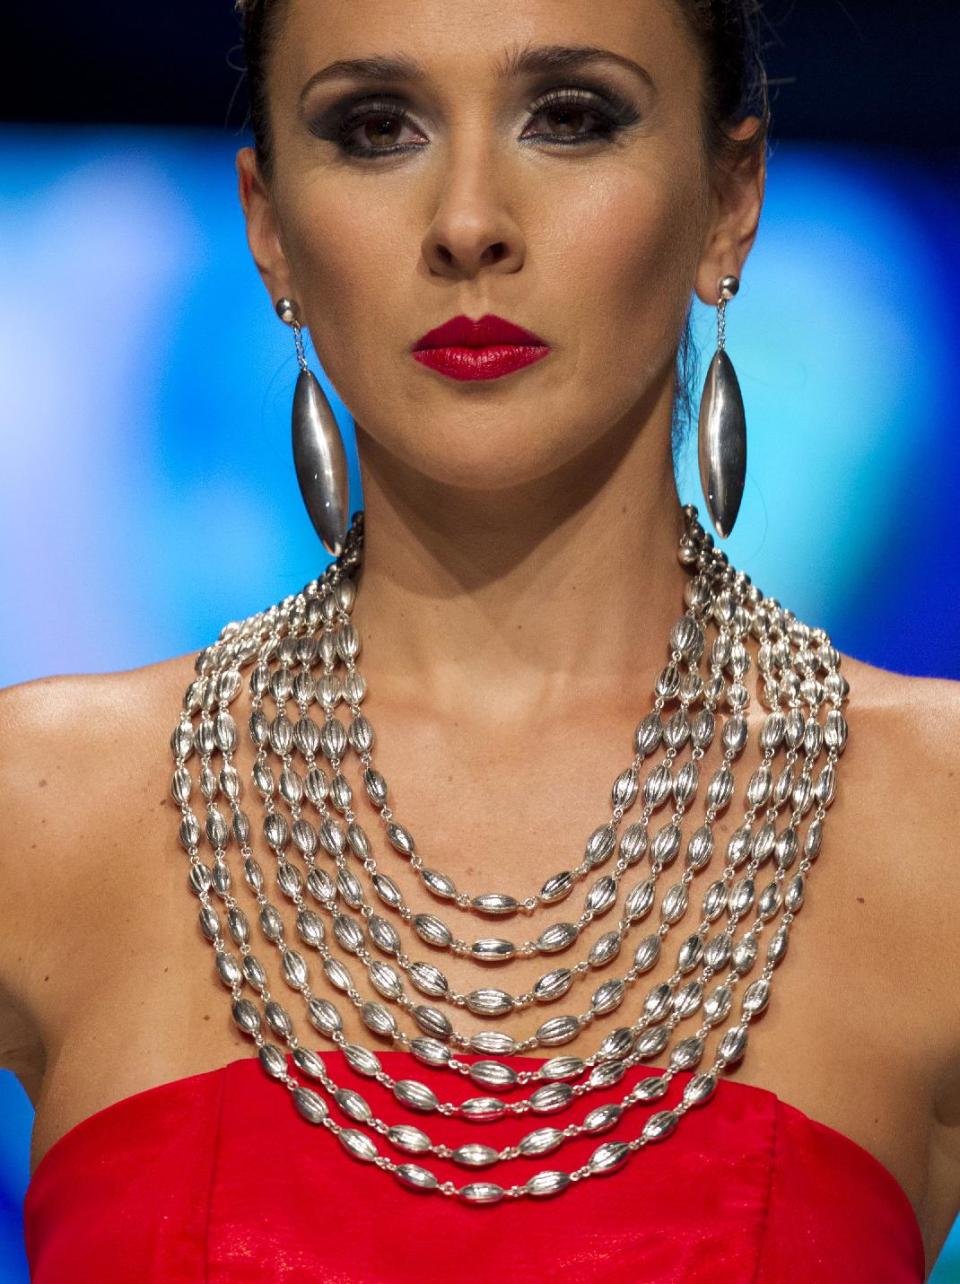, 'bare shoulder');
0,653,199,850
0,654,198,1089
841,646,960,718
836,648,960,900
838,650,960,1080
839,648,960,832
